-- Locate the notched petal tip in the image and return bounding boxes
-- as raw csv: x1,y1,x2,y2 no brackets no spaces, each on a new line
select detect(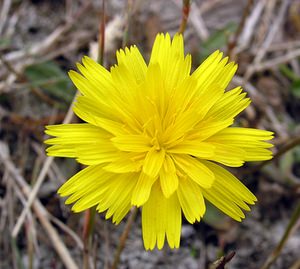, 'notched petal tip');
45,125,53,130
43,138,52,144
67,69,77,78
57,184,68,196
